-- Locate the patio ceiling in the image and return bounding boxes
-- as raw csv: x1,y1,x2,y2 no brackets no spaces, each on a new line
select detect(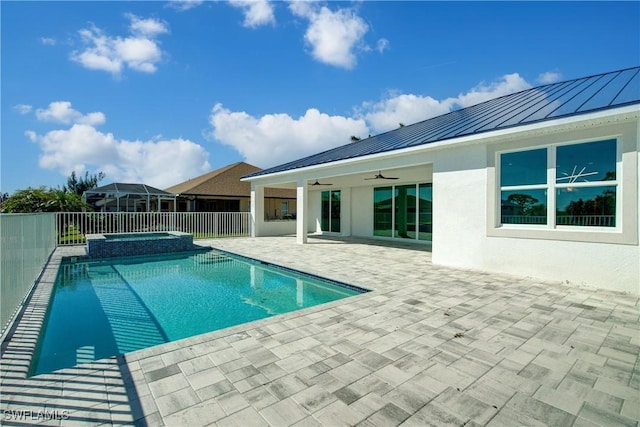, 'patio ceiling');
255,165,432,190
